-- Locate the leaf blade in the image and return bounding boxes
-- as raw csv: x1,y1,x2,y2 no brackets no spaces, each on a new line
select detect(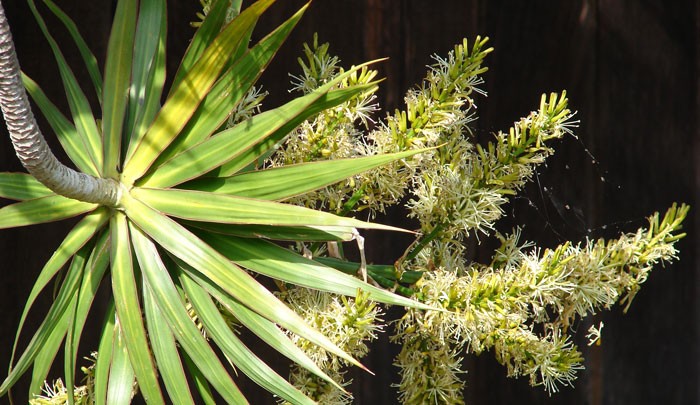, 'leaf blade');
110,212,164,404
152,2,307,166
202,233,432,309
28,0,103,173
185,149,427,200
133,187,406,233
22,73,99,176
0,195,97,229
121,193,367,371
0,172,54,201
121,0,276,186
102,0,137,177
181,274,315,404
129,223,247,403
